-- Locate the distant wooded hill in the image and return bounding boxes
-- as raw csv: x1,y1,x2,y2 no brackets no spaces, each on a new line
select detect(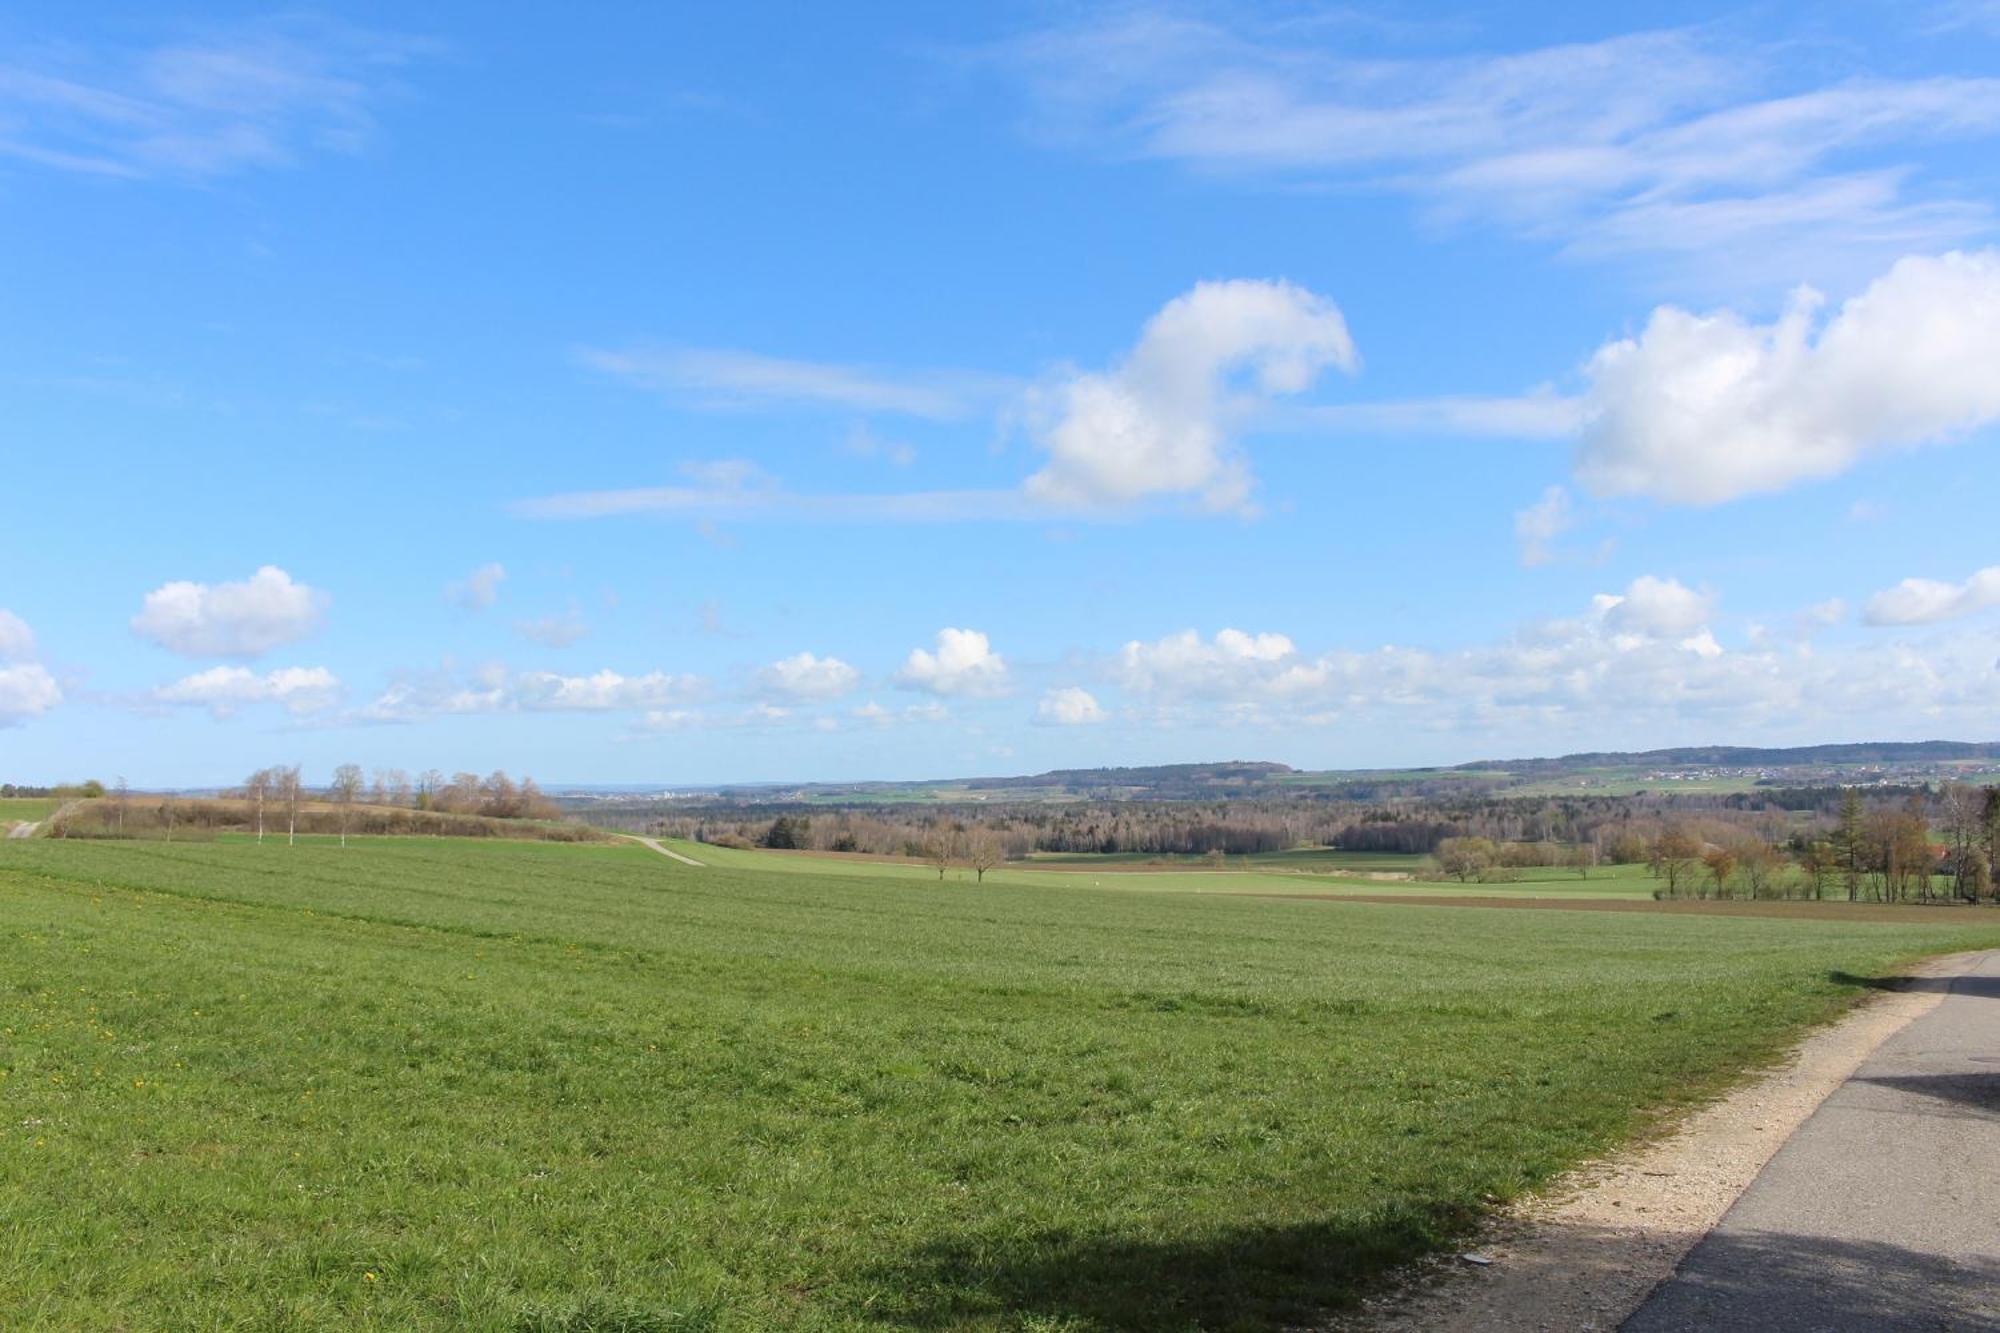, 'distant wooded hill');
677,742,2000,806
